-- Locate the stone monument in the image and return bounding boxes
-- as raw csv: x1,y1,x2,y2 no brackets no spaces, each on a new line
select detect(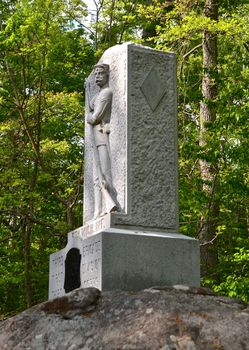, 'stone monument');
49,43,200,299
